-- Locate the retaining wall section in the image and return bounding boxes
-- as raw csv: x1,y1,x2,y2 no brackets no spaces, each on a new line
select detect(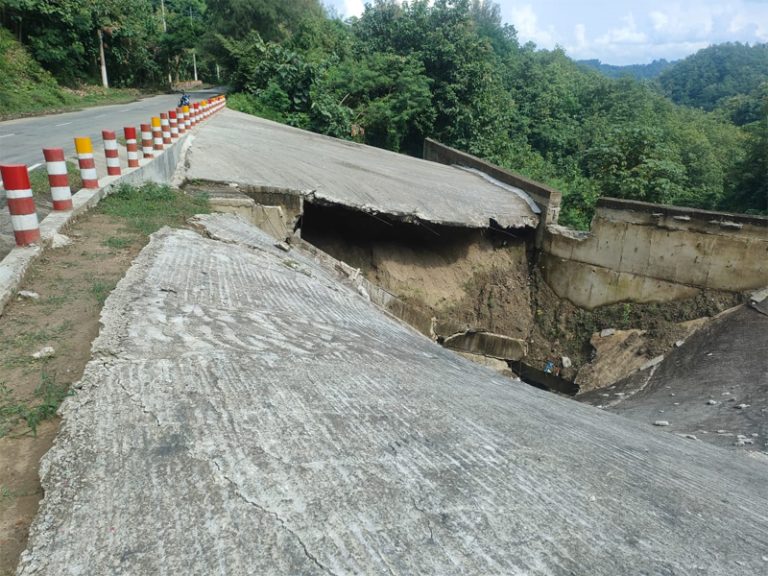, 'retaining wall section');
423,138,561,245
542,198,768,309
